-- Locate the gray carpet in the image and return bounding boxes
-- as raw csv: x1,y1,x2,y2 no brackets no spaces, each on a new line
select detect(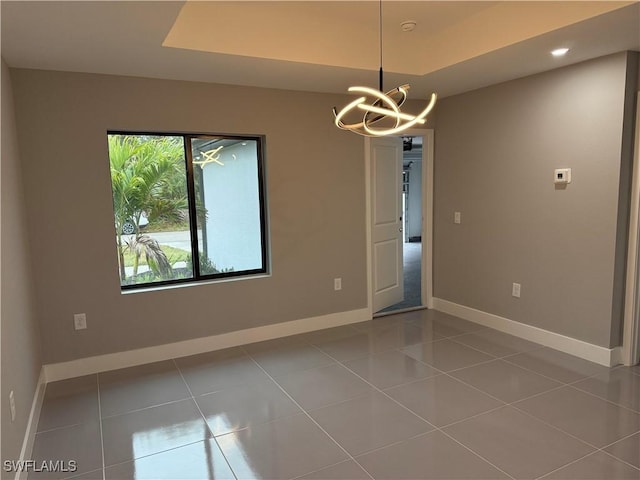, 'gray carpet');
379,242,422,313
